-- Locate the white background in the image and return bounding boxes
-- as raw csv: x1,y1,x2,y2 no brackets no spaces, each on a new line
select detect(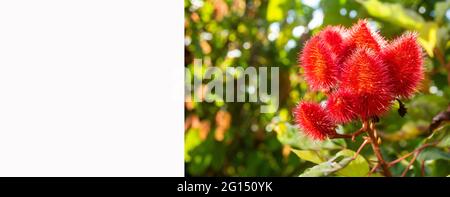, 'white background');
0,1,183,176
